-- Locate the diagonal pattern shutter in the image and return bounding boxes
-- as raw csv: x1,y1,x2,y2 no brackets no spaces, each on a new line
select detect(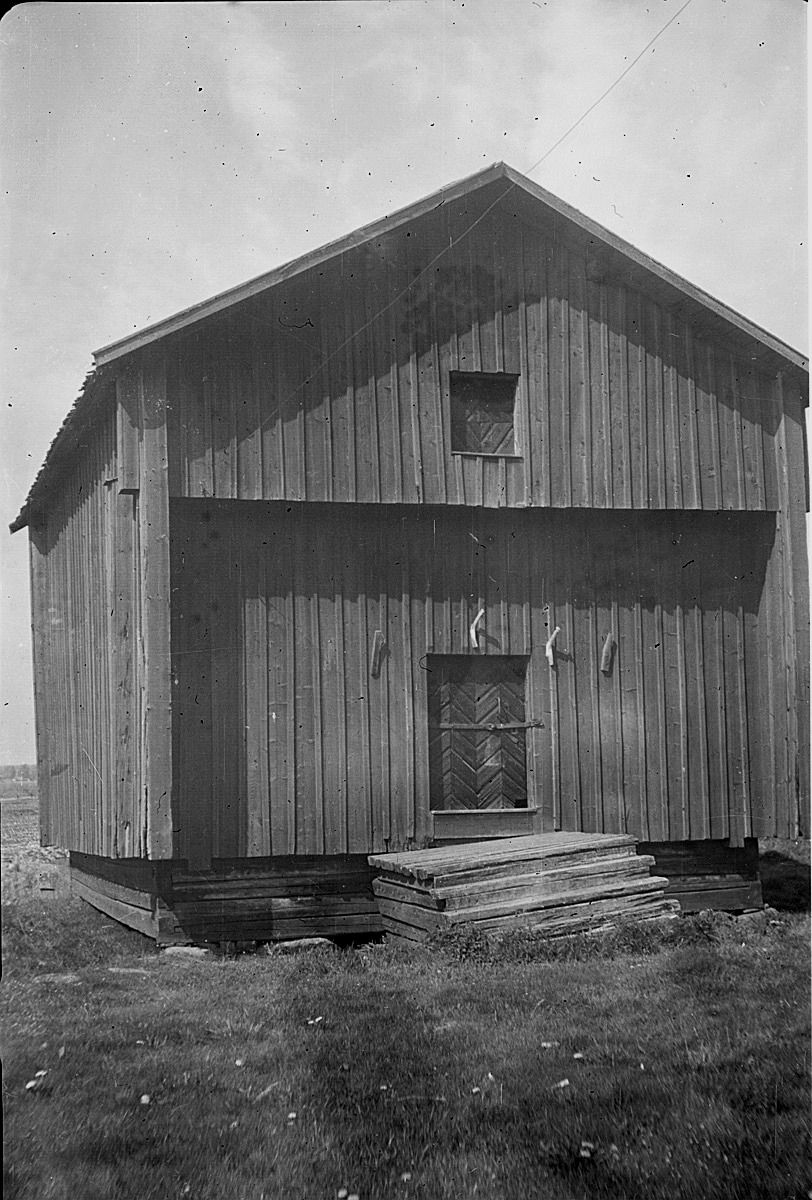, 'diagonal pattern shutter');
449,372,518,454
428,657,529,811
